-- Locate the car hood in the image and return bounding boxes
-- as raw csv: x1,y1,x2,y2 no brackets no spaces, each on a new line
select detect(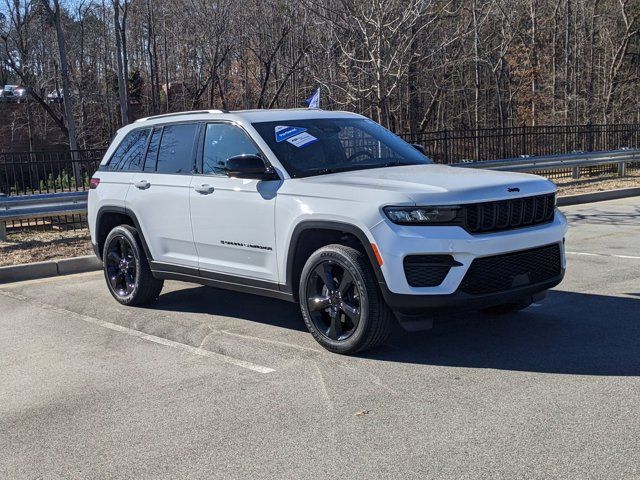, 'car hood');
291,164,556,205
